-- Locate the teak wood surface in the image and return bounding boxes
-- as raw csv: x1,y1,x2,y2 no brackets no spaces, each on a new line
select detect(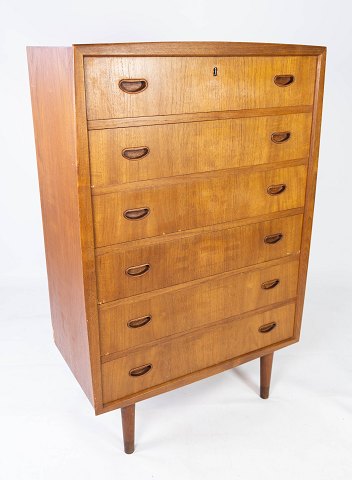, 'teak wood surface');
89,113,312,186
27,42,326,419
99,259,299,356
27,48,100,406
92,164,307,246
84,56,317,120
102,303,296,403
95,214,303,302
